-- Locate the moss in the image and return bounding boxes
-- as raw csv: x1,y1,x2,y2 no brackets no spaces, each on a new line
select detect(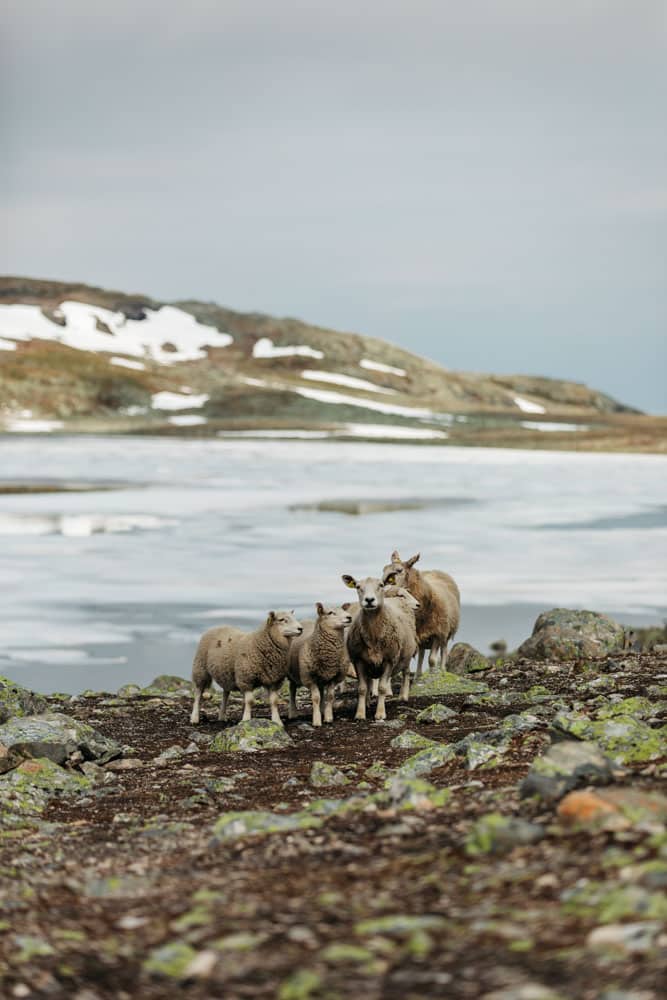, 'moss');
210,719,292,752
309,761,350,787
412,670,488,696
278,969,322,1000
389,729,439,750
143,941,197,979
321,942,374,963
213,931,267,951
395,742,457,779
